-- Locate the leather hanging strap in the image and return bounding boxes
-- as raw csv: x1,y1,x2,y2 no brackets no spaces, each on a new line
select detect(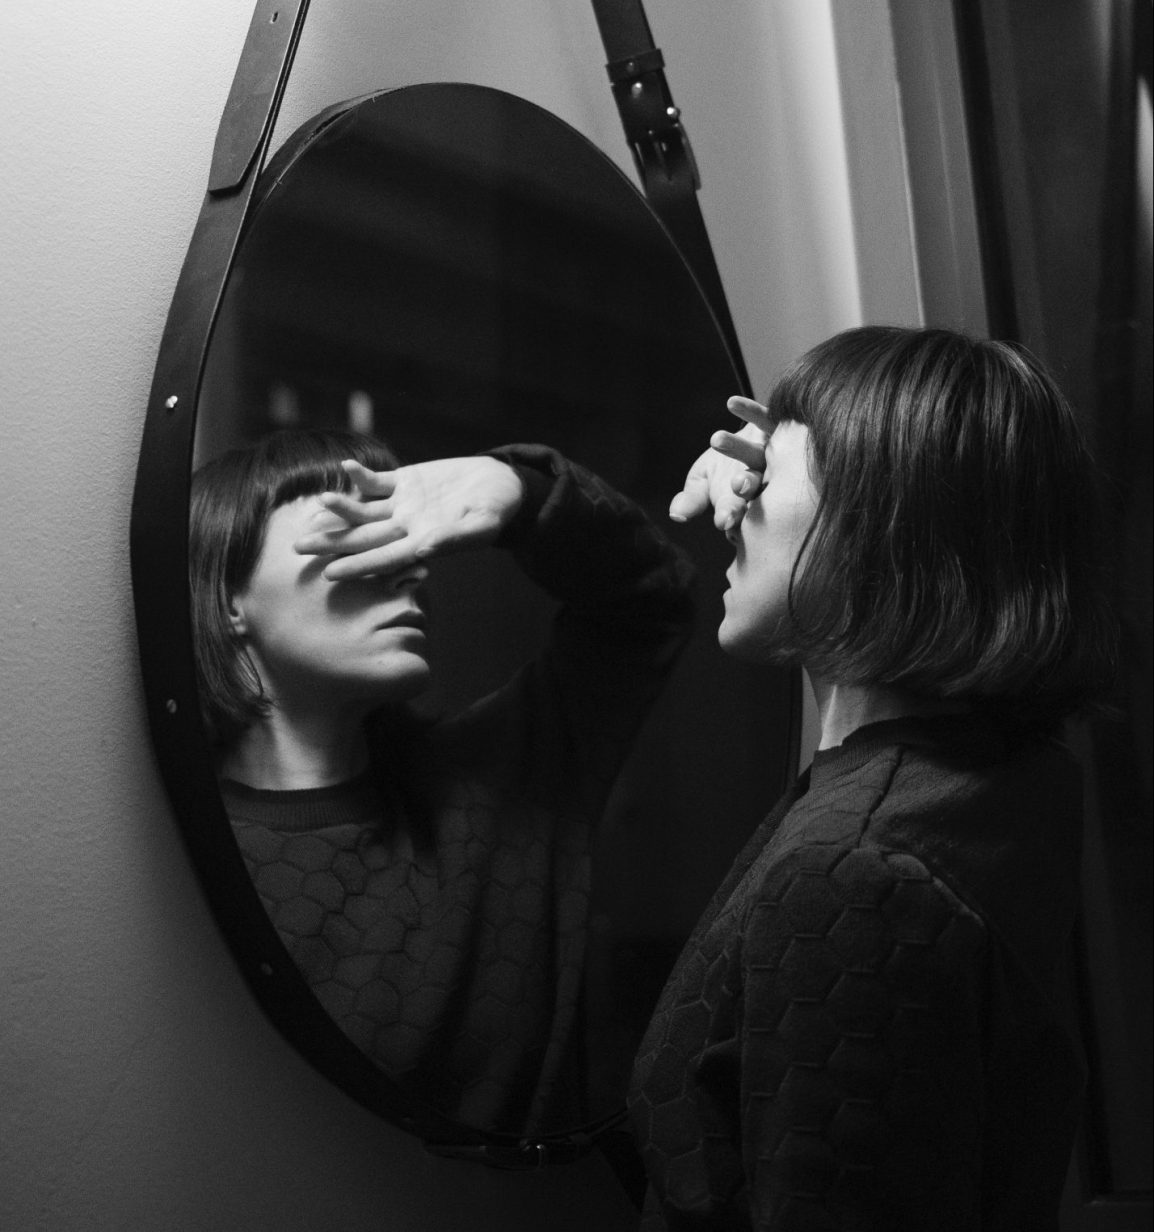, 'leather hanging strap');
590,0,752,394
